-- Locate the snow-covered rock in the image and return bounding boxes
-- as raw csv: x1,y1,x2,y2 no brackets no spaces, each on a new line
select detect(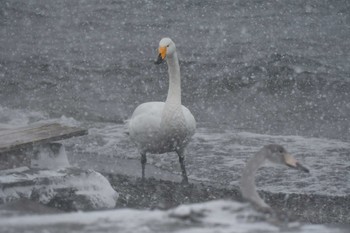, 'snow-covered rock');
0,167,118,210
